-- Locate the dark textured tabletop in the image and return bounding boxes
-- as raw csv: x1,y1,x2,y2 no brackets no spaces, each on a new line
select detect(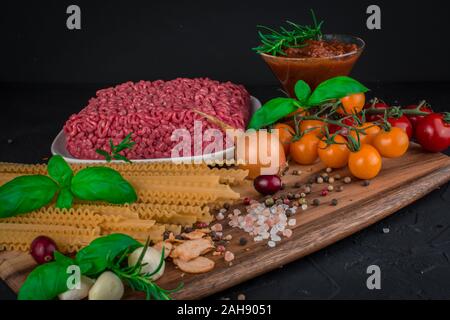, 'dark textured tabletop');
0,82,449,300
